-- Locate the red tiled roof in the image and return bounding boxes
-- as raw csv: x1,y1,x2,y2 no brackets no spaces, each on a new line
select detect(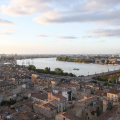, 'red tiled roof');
43,103,57,110
32,93,48,100
58,112,86,120
12,112,29,120
50,99,58,105
94,90,107,97
54,93,66,100
108,88,120,94
98,106,118,120
22,105,32,112
76,96,94,103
